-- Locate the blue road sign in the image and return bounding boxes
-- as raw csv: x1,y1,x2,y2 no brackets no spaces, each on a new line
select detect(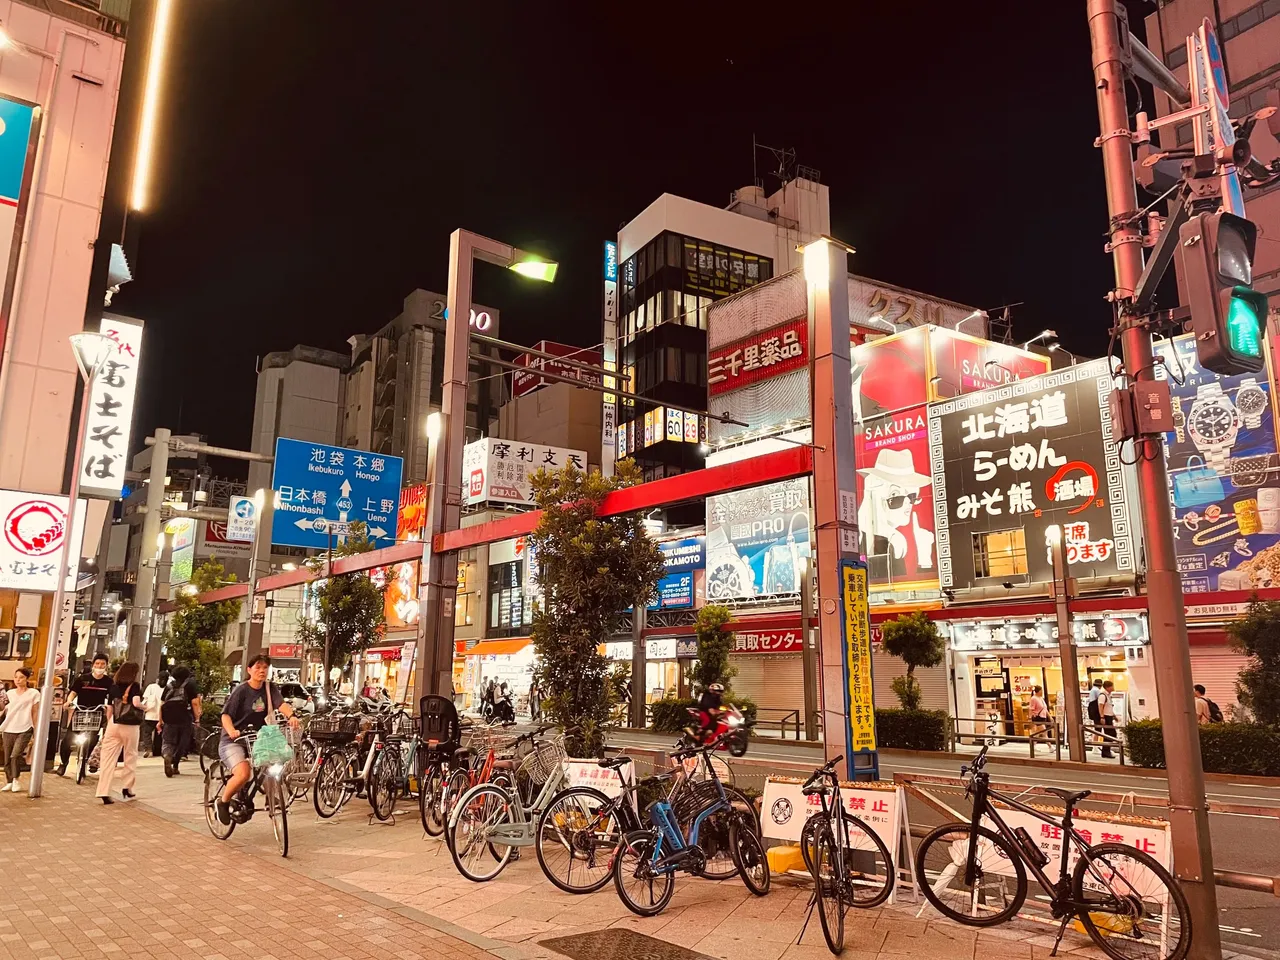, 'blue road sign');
270,438,404,549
